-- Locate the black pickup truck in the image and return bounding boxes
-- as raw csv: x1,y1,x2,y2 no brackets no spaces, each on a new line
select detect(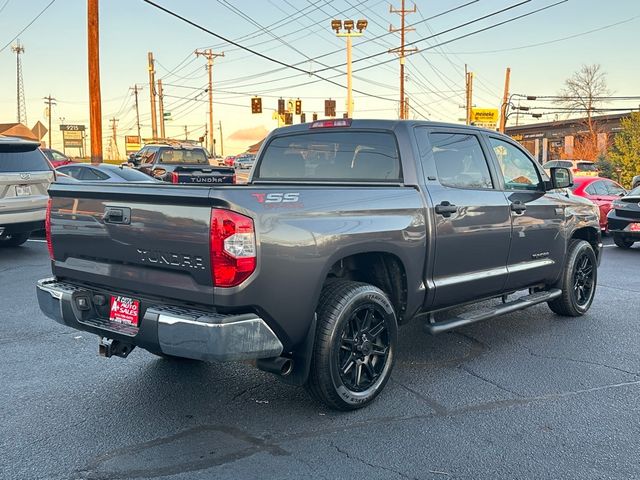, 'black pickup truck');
130,142,235,184
38,119,601,410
